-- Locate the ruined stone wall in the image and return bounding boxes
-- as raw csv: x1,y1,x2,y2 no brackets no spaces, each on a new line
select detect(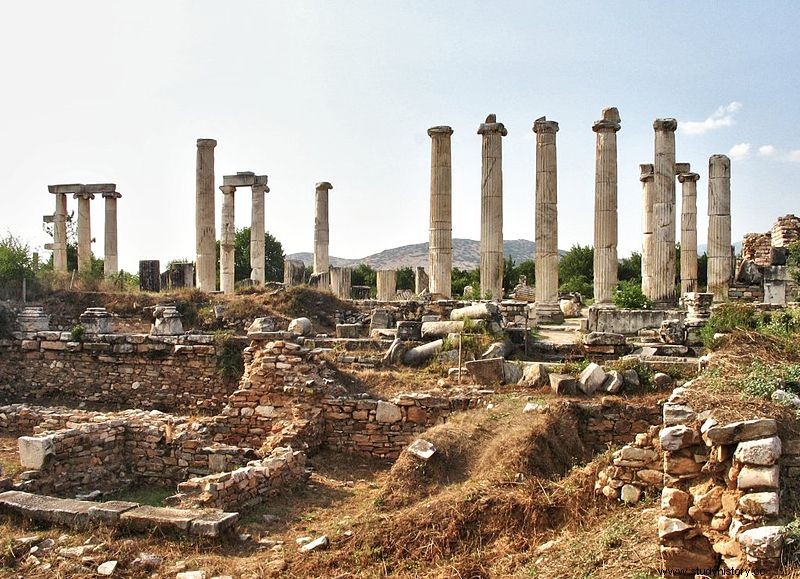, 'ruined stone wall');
772,214,800,248
728,283,765,302
741,233,772,267
575,400,663,453
0,332,233,413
